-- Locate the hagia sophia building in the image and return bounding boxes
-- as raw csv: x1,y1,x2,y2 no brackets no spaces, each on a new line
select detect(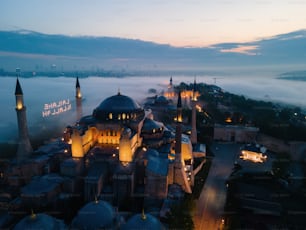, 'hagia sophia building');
3,76,206,229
